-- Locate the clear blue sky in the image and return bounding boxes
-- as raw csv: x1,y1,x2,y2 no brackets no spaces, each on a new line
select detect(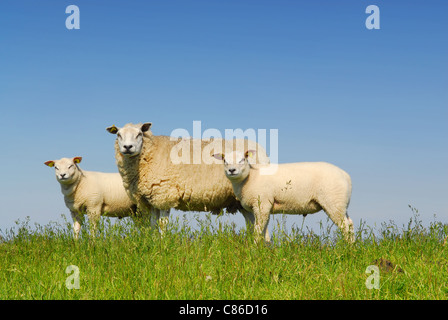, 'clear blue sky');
1,1,447,234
